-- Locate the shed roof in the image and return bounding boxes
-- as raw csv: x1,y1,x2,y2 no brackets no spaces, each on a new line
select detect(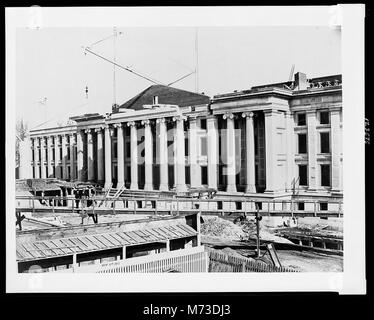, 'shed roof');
16,224,197,262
